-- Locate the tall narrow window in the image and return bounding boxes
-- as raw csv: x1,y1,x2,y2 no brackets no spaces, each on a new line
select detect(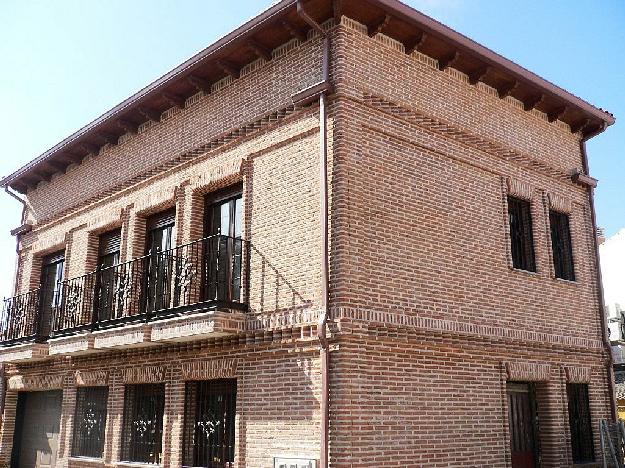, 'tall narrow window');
121,384,165,464
183,379,237,468
203,187,243,303
567,383,594,463
96,229,121,322
550,210,575,281
39,250,65,337
145,210,175,312
72,387,108,458
507,197,536,272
